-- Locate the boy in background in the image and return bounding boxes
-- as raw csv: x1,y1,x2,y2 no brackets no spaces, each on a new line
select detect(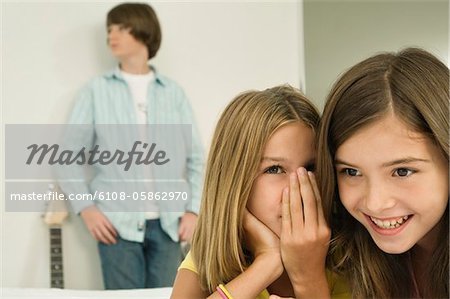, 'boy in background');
61,3,204,289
